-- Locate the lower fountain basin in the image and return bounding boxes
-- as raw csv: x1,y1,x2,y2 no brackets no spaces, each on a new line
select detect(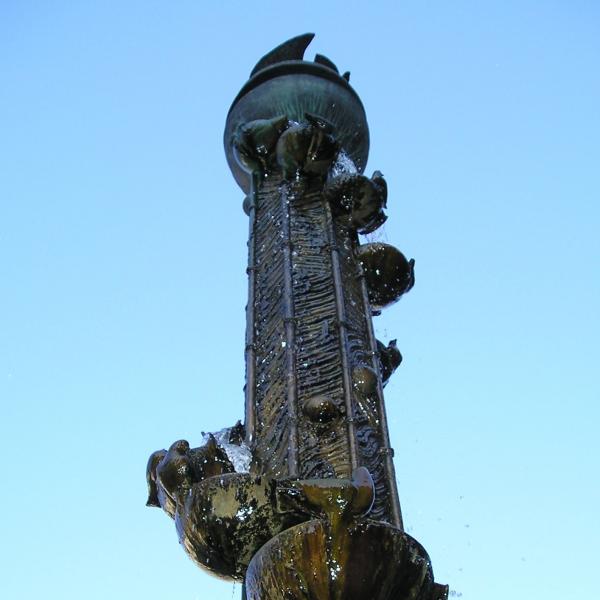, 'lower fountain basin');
245,519,447,599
